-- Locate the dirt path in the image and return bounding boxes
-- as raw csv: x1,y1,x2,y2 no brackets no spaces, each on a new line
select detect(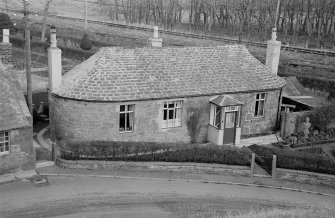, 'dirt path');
0,176,334,217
